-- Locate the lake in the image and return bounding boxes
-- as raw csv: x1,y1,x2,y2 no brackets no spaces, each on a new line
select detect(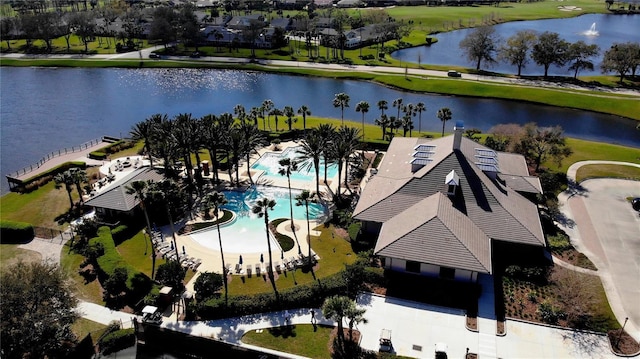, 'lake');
392,14,640,76
1,66,638,194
